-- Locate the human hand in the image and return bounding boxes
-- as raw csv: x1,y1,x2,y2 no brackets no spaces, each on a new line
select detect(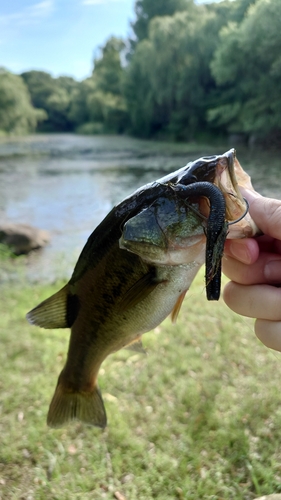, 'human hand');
223,189,281,351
